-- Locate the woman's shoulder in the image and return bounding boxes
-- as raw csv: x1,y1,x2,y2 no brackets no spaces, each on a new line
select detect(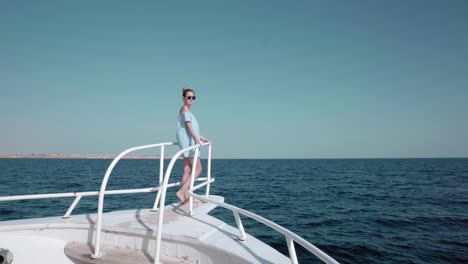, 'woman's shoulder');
179,106,190,114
